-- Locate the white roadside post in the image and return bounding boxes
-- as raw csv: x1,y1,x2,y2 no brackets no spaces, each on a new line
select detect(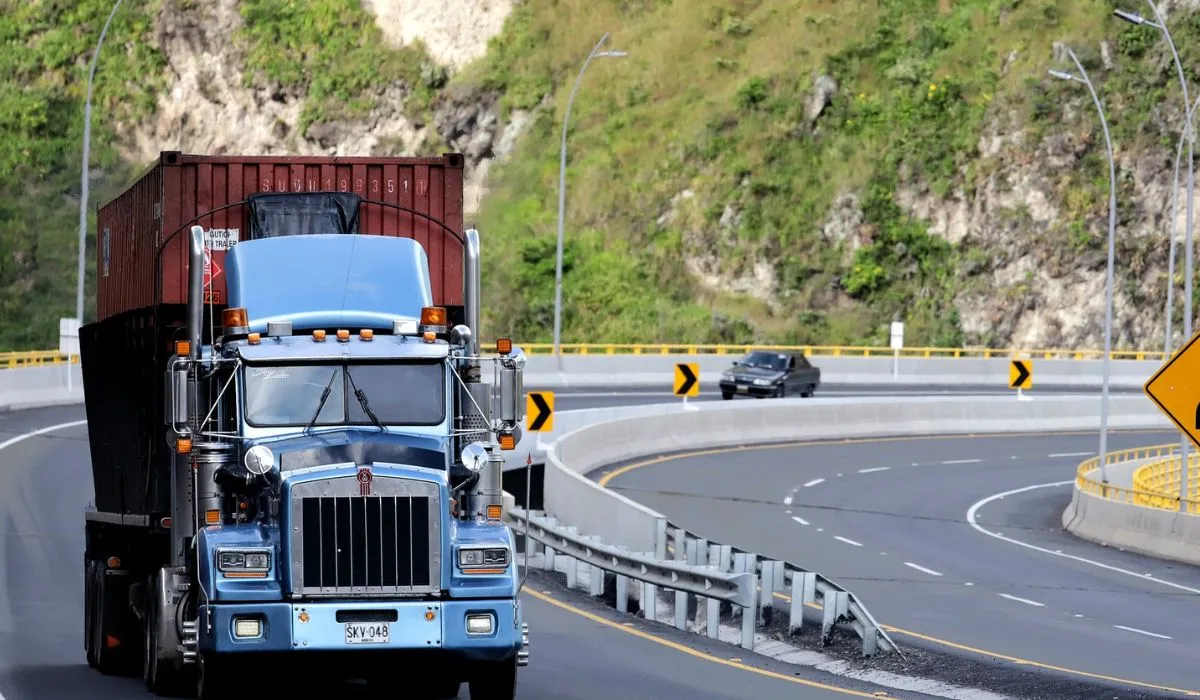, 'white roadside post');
890,320,904,381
